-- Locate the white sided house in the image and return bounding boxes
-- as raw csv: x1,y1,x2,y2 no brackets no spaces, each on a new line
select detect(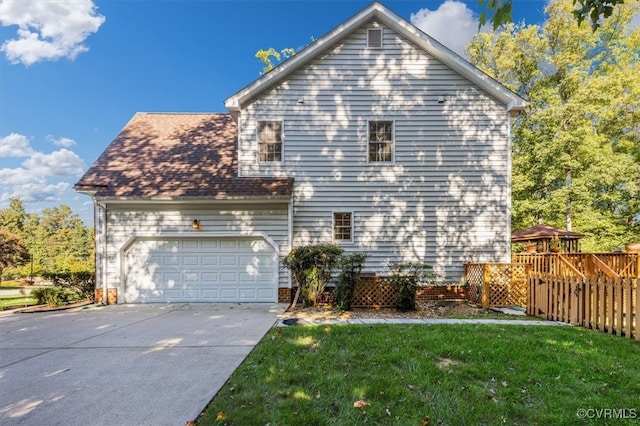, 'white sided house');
76,2,526,304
